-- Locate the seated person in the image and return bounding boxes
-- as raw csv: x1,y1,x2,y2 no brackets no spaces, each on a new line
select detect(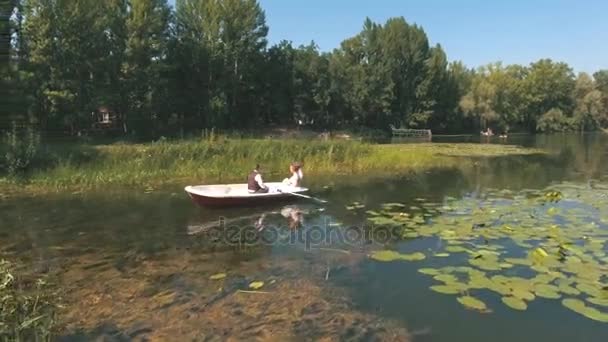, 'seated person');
248,164,269,193
283,162,304,187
